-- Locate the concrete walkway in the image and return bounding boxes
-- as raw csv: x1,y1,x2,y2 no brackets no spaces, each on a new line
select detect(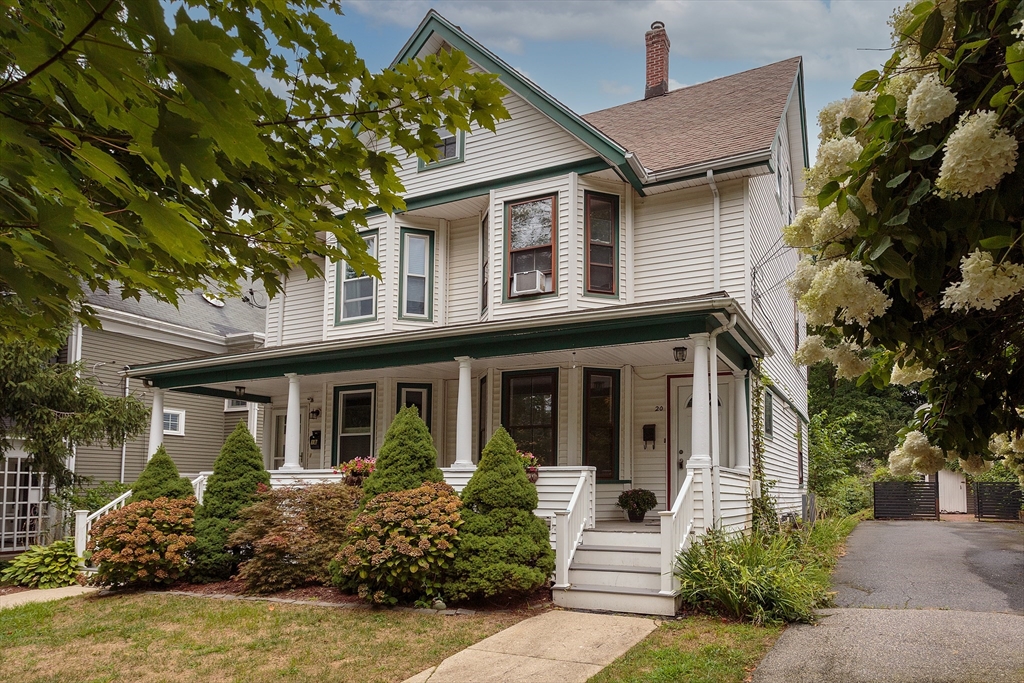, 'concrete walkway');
754,520,1024,683
0,585,98,610
402,610,657,683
